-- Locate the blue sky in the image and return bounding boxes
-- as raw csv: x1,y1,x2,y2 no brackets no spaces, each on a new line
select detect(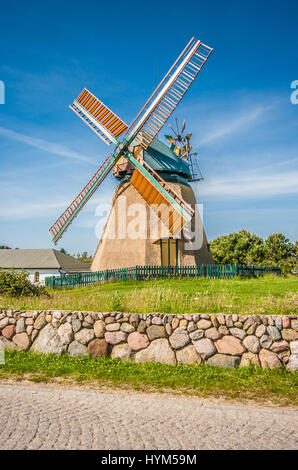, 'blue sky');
0,0,297,255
